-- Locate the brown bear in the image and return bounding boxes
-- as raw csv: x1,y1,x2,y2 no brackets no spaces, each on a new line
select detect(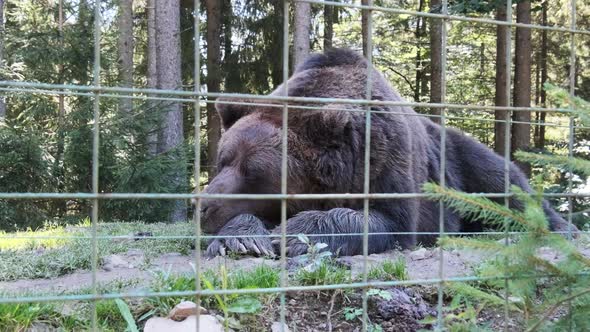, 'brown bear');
197,48,575,258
